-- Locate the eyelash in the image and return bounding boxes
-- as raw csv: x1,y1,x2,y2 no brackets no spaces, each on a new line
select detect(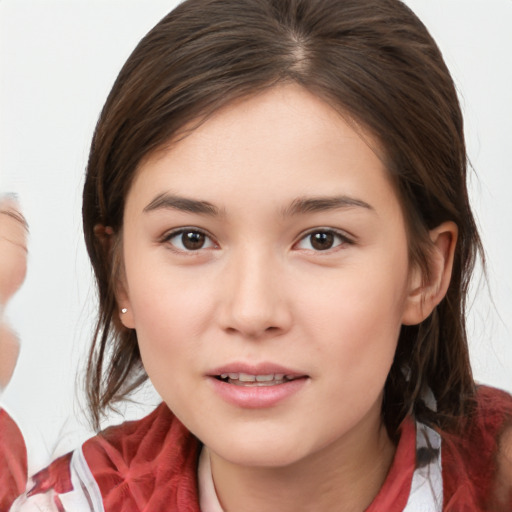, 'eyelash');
161,227,354,253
